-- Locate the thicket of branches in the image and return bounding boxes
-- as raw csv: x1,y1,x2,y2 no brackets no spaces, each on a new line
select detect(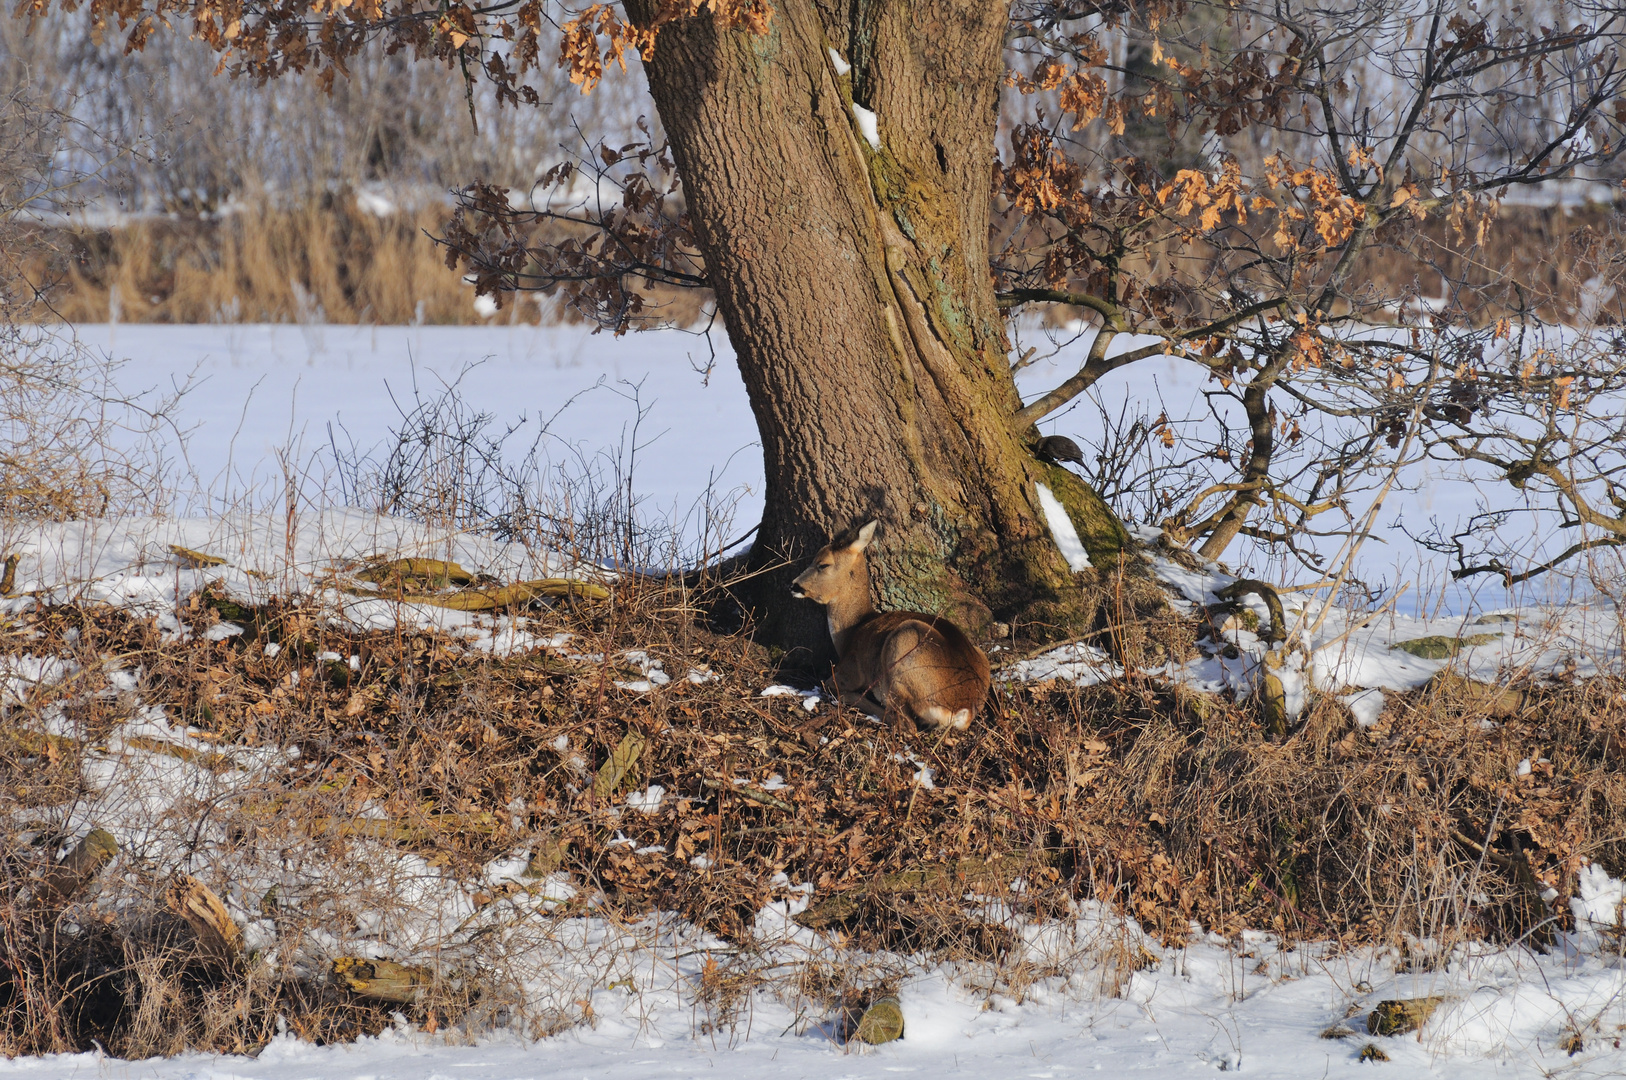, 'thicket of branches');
439,0,1626,586
0,61,176,522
